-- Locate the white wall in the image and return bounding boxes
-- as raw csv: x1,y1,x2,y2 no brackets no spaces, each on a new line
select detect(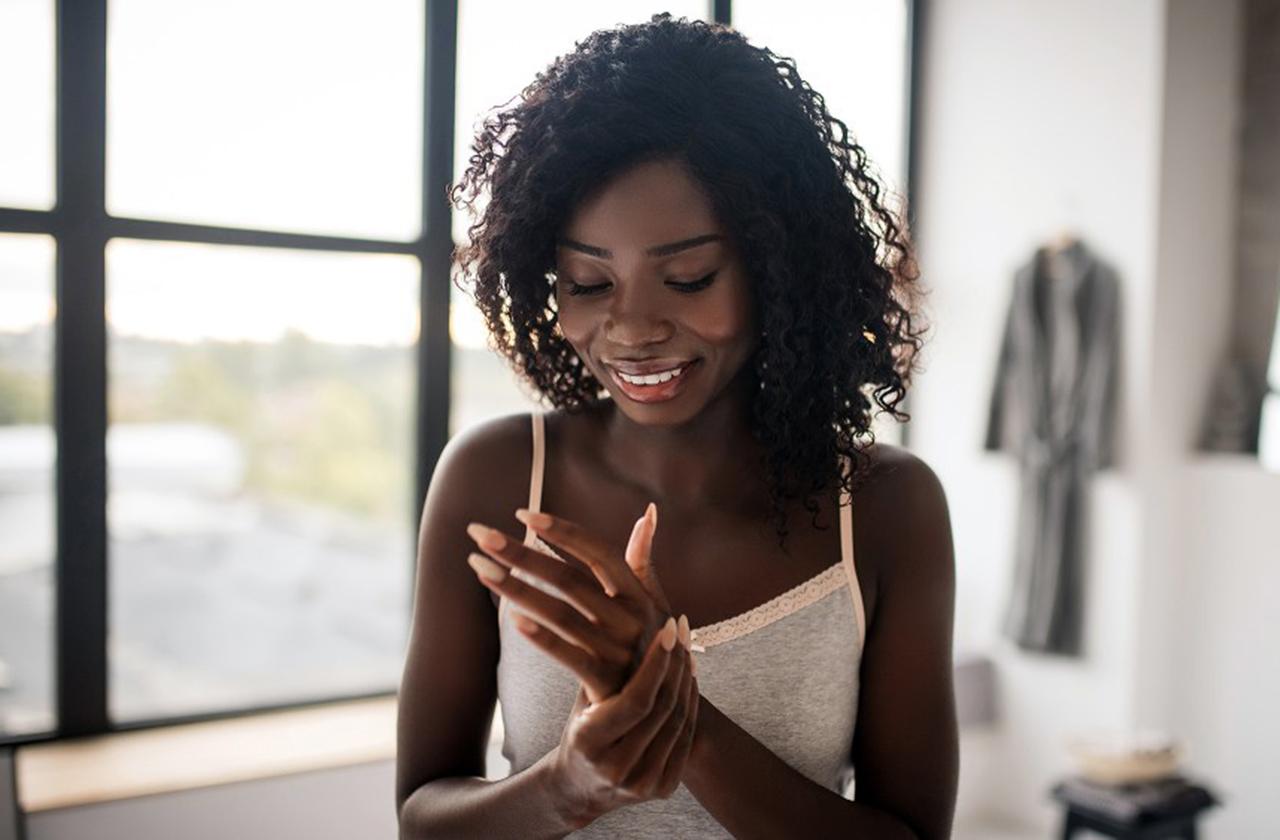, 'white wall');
1178,460,1280,840
913,0,1164,829
1139,0,1243,731
915,1,1275,837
